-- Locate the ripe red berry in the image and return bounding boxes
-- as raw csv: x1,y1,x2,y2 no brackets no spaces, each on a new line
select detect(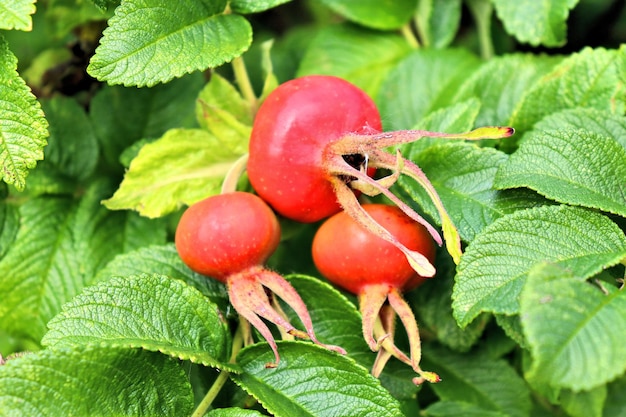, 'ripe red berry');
175,192,345,366
312,204,439,384
247,75,514,277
